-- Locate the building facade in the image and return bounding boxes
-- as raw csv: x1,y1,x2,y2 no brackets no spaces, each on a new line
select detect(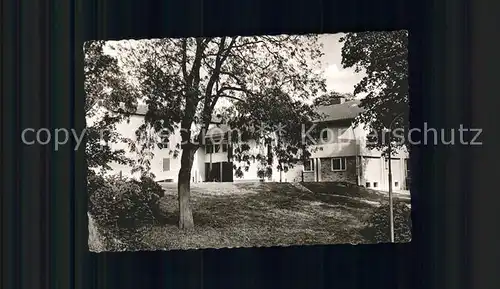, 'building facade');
94,98,410,191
